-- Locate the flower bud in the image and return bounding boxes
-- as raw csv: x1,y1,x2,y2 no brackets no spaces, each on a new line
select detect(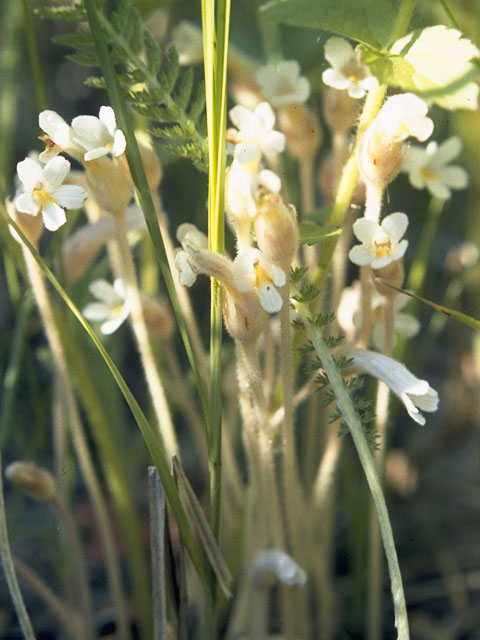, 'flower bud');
322,86,360,135
373,259,405,294
142,295,174,343
6,198,43,247
222,286,268,342
84,155,133,215
278,104,322,161
254,191,299,267
6,461,56,501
